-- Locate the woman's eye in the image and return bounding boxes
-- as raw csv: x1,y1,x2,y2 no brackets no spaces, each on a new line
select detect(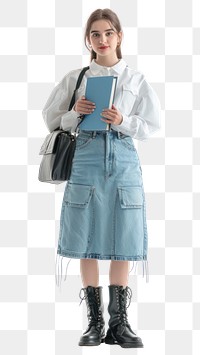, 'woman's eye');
106,32,113,36
91,32,114,38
